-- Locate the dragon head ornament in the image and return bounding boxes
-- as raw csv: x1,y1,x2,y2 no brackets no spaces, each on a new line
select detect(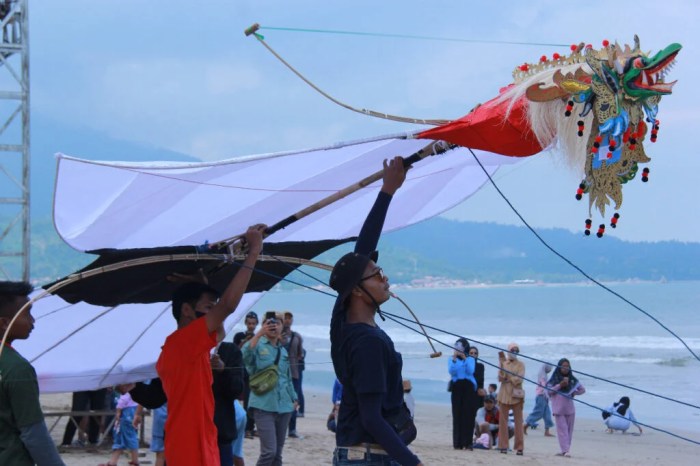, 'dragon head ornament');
514,36,681,231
